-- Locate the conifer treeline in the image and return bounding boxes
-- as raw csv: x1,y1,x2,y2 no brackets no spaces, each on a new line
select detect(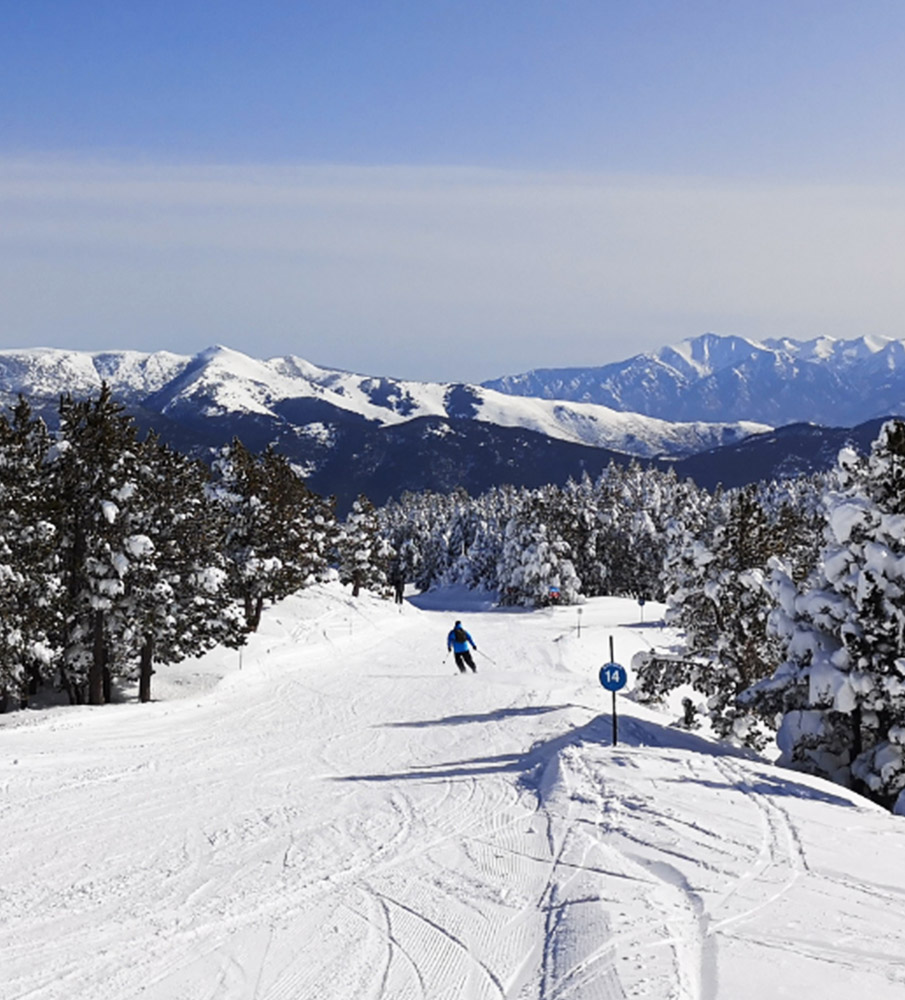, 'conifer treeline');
378,461,709,606
0,388,338,710
648,420,905,812
379,420,905,811
7,386,905,810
